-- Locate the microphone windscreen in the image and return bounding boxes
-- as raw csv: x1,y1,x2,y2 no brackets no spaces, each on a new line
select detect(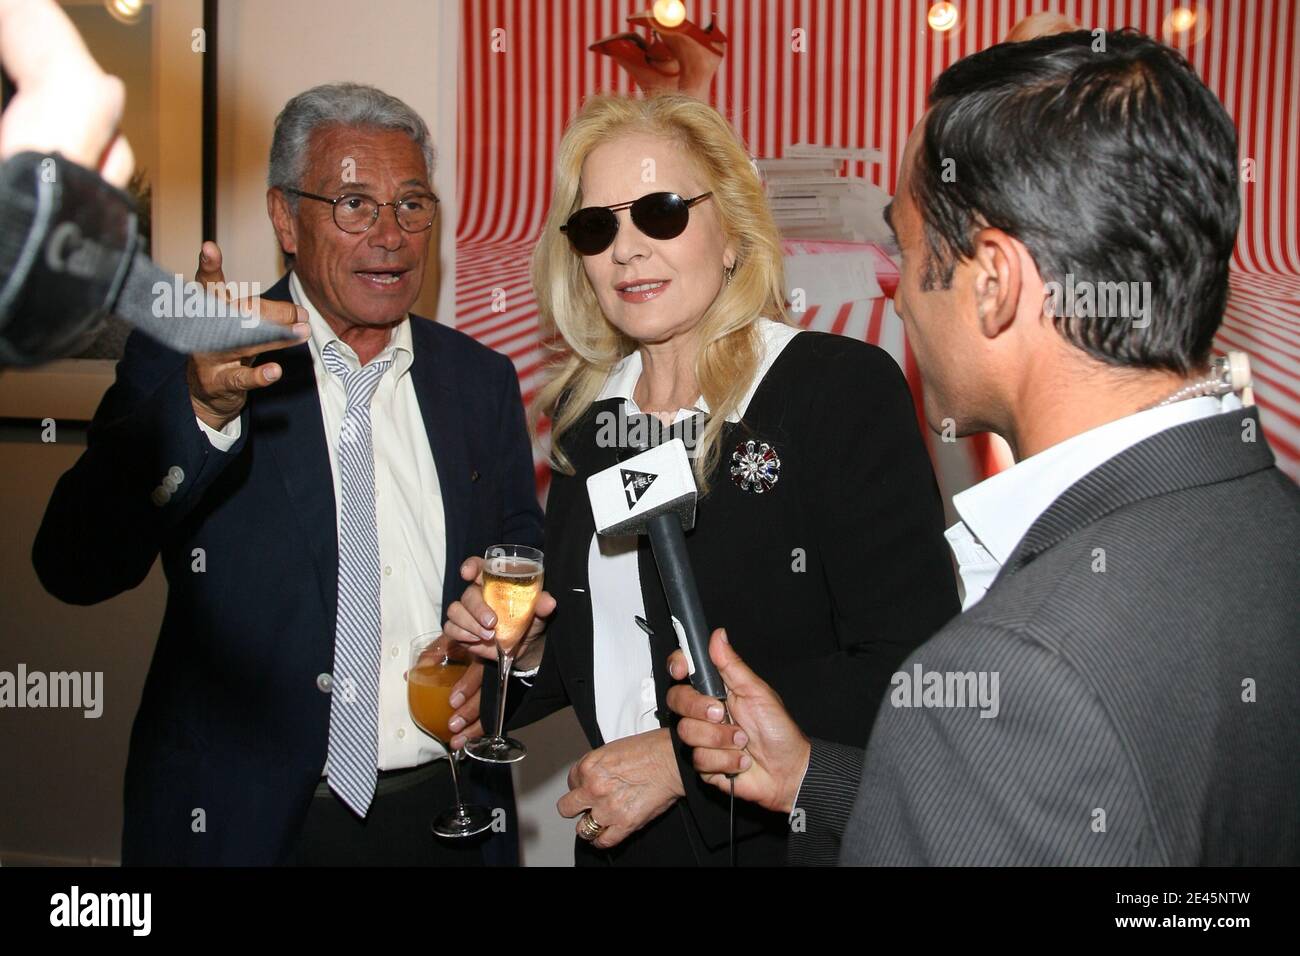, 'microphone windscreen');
115,251,299,353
